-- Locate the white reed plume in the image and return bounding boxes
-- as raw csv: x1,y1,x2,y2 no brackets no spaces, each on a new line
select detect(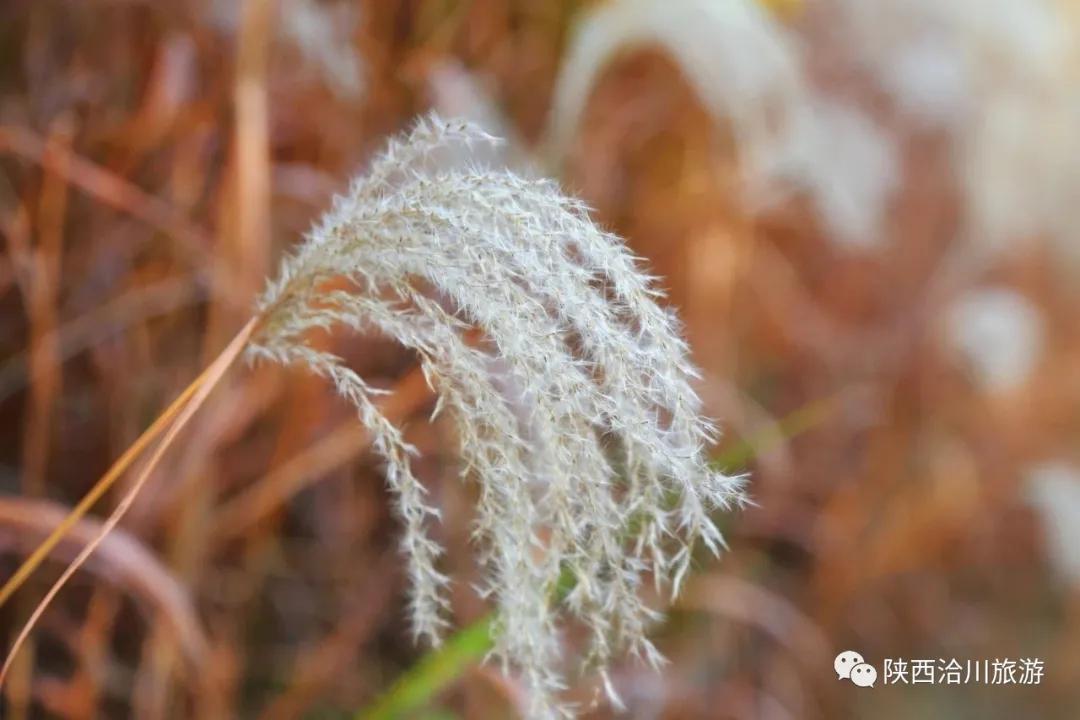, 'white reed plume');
248,115,745,718
544,0,899,248
546,0,802,177
829,0,1080,273
944,286,1045,394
